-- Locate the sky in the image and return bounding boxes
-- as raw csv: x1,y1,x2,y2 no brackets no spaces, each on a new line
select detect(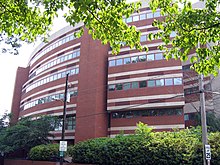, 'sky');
0,0,200,116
